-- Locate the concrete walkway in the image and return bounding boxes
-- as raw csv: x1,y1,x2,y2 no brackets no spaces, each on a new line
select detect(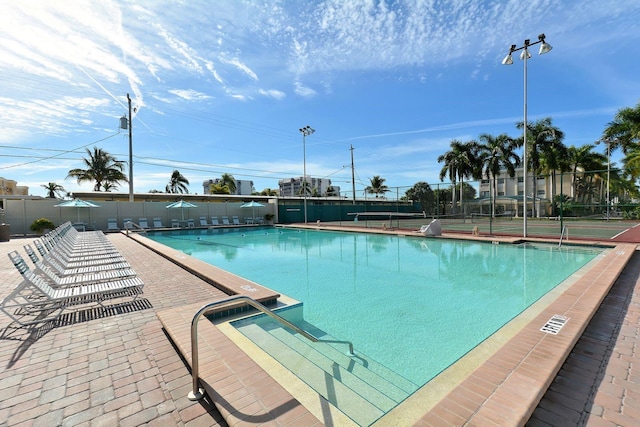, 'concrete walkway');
0,232,639,426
